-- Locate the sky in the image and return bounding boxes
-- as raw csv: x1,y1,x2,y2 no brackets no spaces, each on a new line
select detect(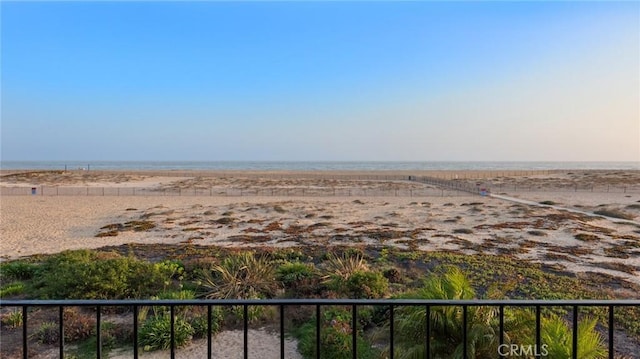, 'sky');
1,1,638,162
